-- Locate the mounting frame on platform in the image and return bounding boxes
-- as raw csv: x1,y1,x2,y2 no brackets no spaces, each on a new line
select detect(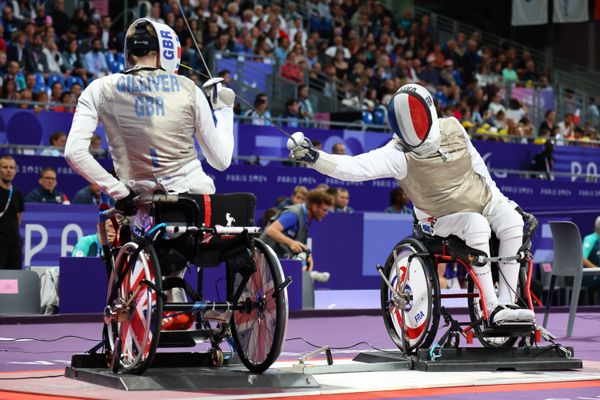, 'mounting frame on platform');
66,352,320,391
413,346,583,372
